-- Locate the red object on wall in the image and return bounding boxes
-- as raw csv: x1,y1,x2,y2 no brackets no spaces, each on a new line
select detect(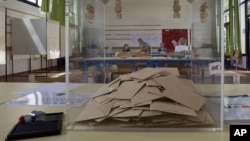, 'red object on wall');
162,29,188,52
